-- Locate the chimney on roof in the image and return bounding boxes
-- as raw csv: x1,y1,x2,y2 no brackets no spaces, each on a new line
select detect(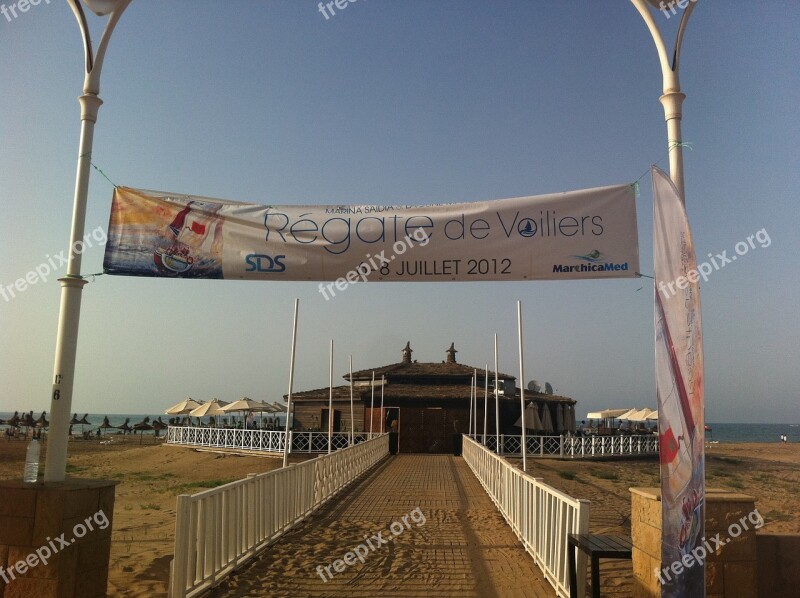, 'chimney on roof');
446,342,458,364
402,341,413,364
